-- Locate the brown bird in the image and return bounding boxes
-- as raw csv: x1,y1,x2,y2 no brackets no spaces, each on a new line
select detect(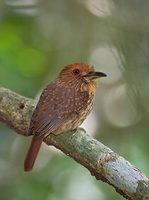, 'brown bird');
24,63,106,172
